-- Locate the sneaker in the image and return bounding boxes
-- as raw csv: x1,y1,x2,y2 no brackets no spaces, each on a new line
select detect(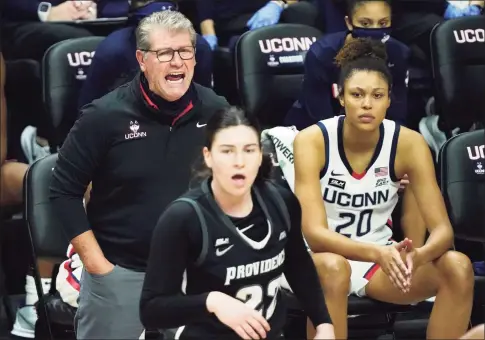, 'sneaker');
10,305,36,338
20,126,51,165
11,275,51,338
419,115,449,162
